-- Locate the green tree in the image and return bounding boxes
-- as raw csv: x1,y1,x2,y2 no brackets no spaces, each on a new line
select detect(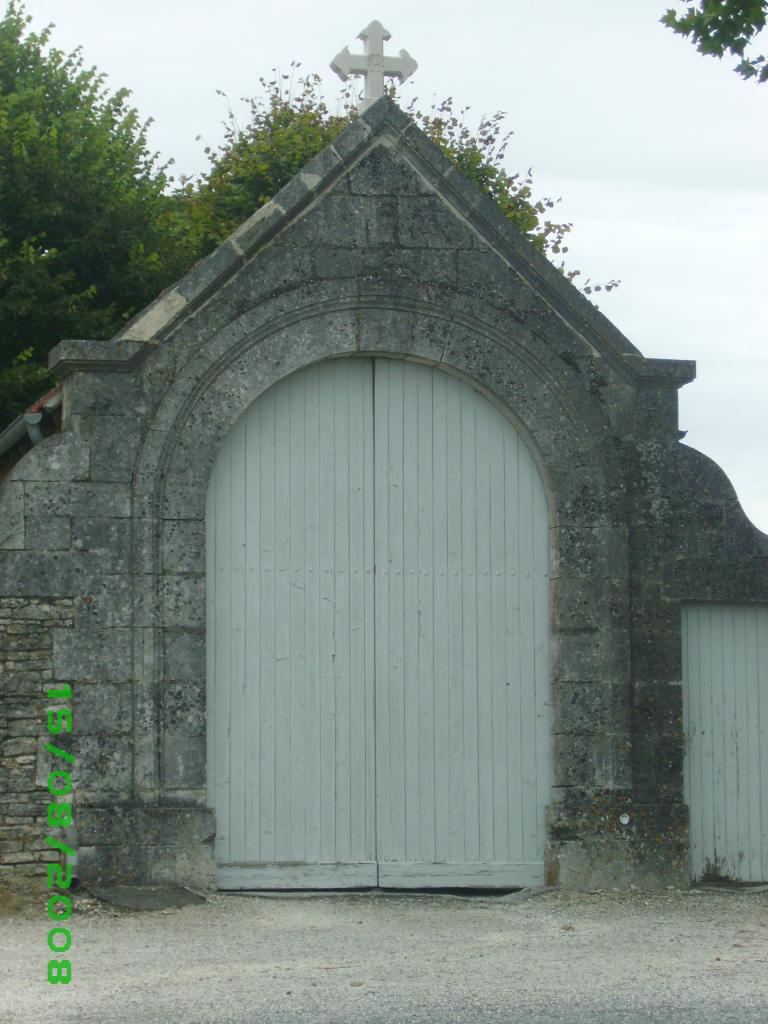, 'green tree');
0,7,616,430
0,1,192,426
662,1,768,82
186,70,612,293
